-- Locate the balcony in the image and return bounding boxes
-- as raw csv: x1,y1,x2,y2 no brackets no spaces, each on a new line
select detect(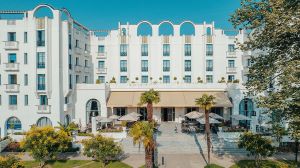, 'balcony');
74,65,82,72
96,52,107,59
96,68,107,74
226,51,236,58
5,84,20,92
37,105,51,114
226,67,237,73
4,41,19,50
8,105,17,110
4,63,19,71
74,47,82,54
